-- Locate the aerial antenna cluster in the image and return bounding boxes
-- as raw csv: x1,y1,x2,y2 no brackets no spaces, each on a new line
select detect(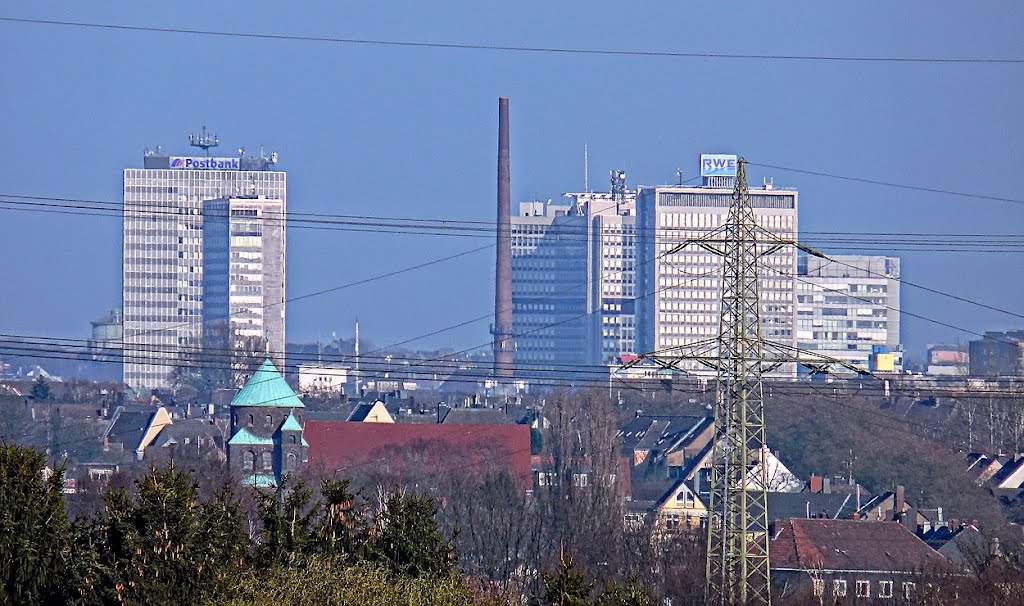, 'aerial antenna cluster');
188,125,219,156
